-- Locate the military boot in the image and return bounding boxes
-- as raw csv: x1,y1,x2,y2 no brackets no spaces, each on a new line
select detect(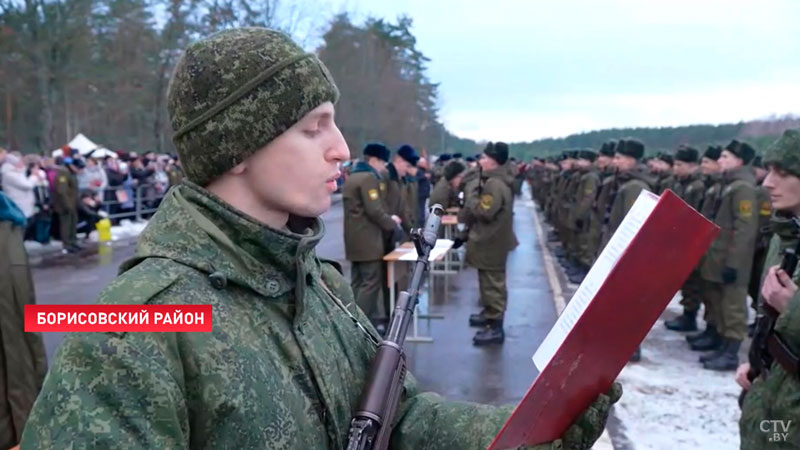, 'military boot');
703,339,741,371
665,310,698,332
473,320,505,346
686,325,715,344
689,326,722,351
469,312,490,327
